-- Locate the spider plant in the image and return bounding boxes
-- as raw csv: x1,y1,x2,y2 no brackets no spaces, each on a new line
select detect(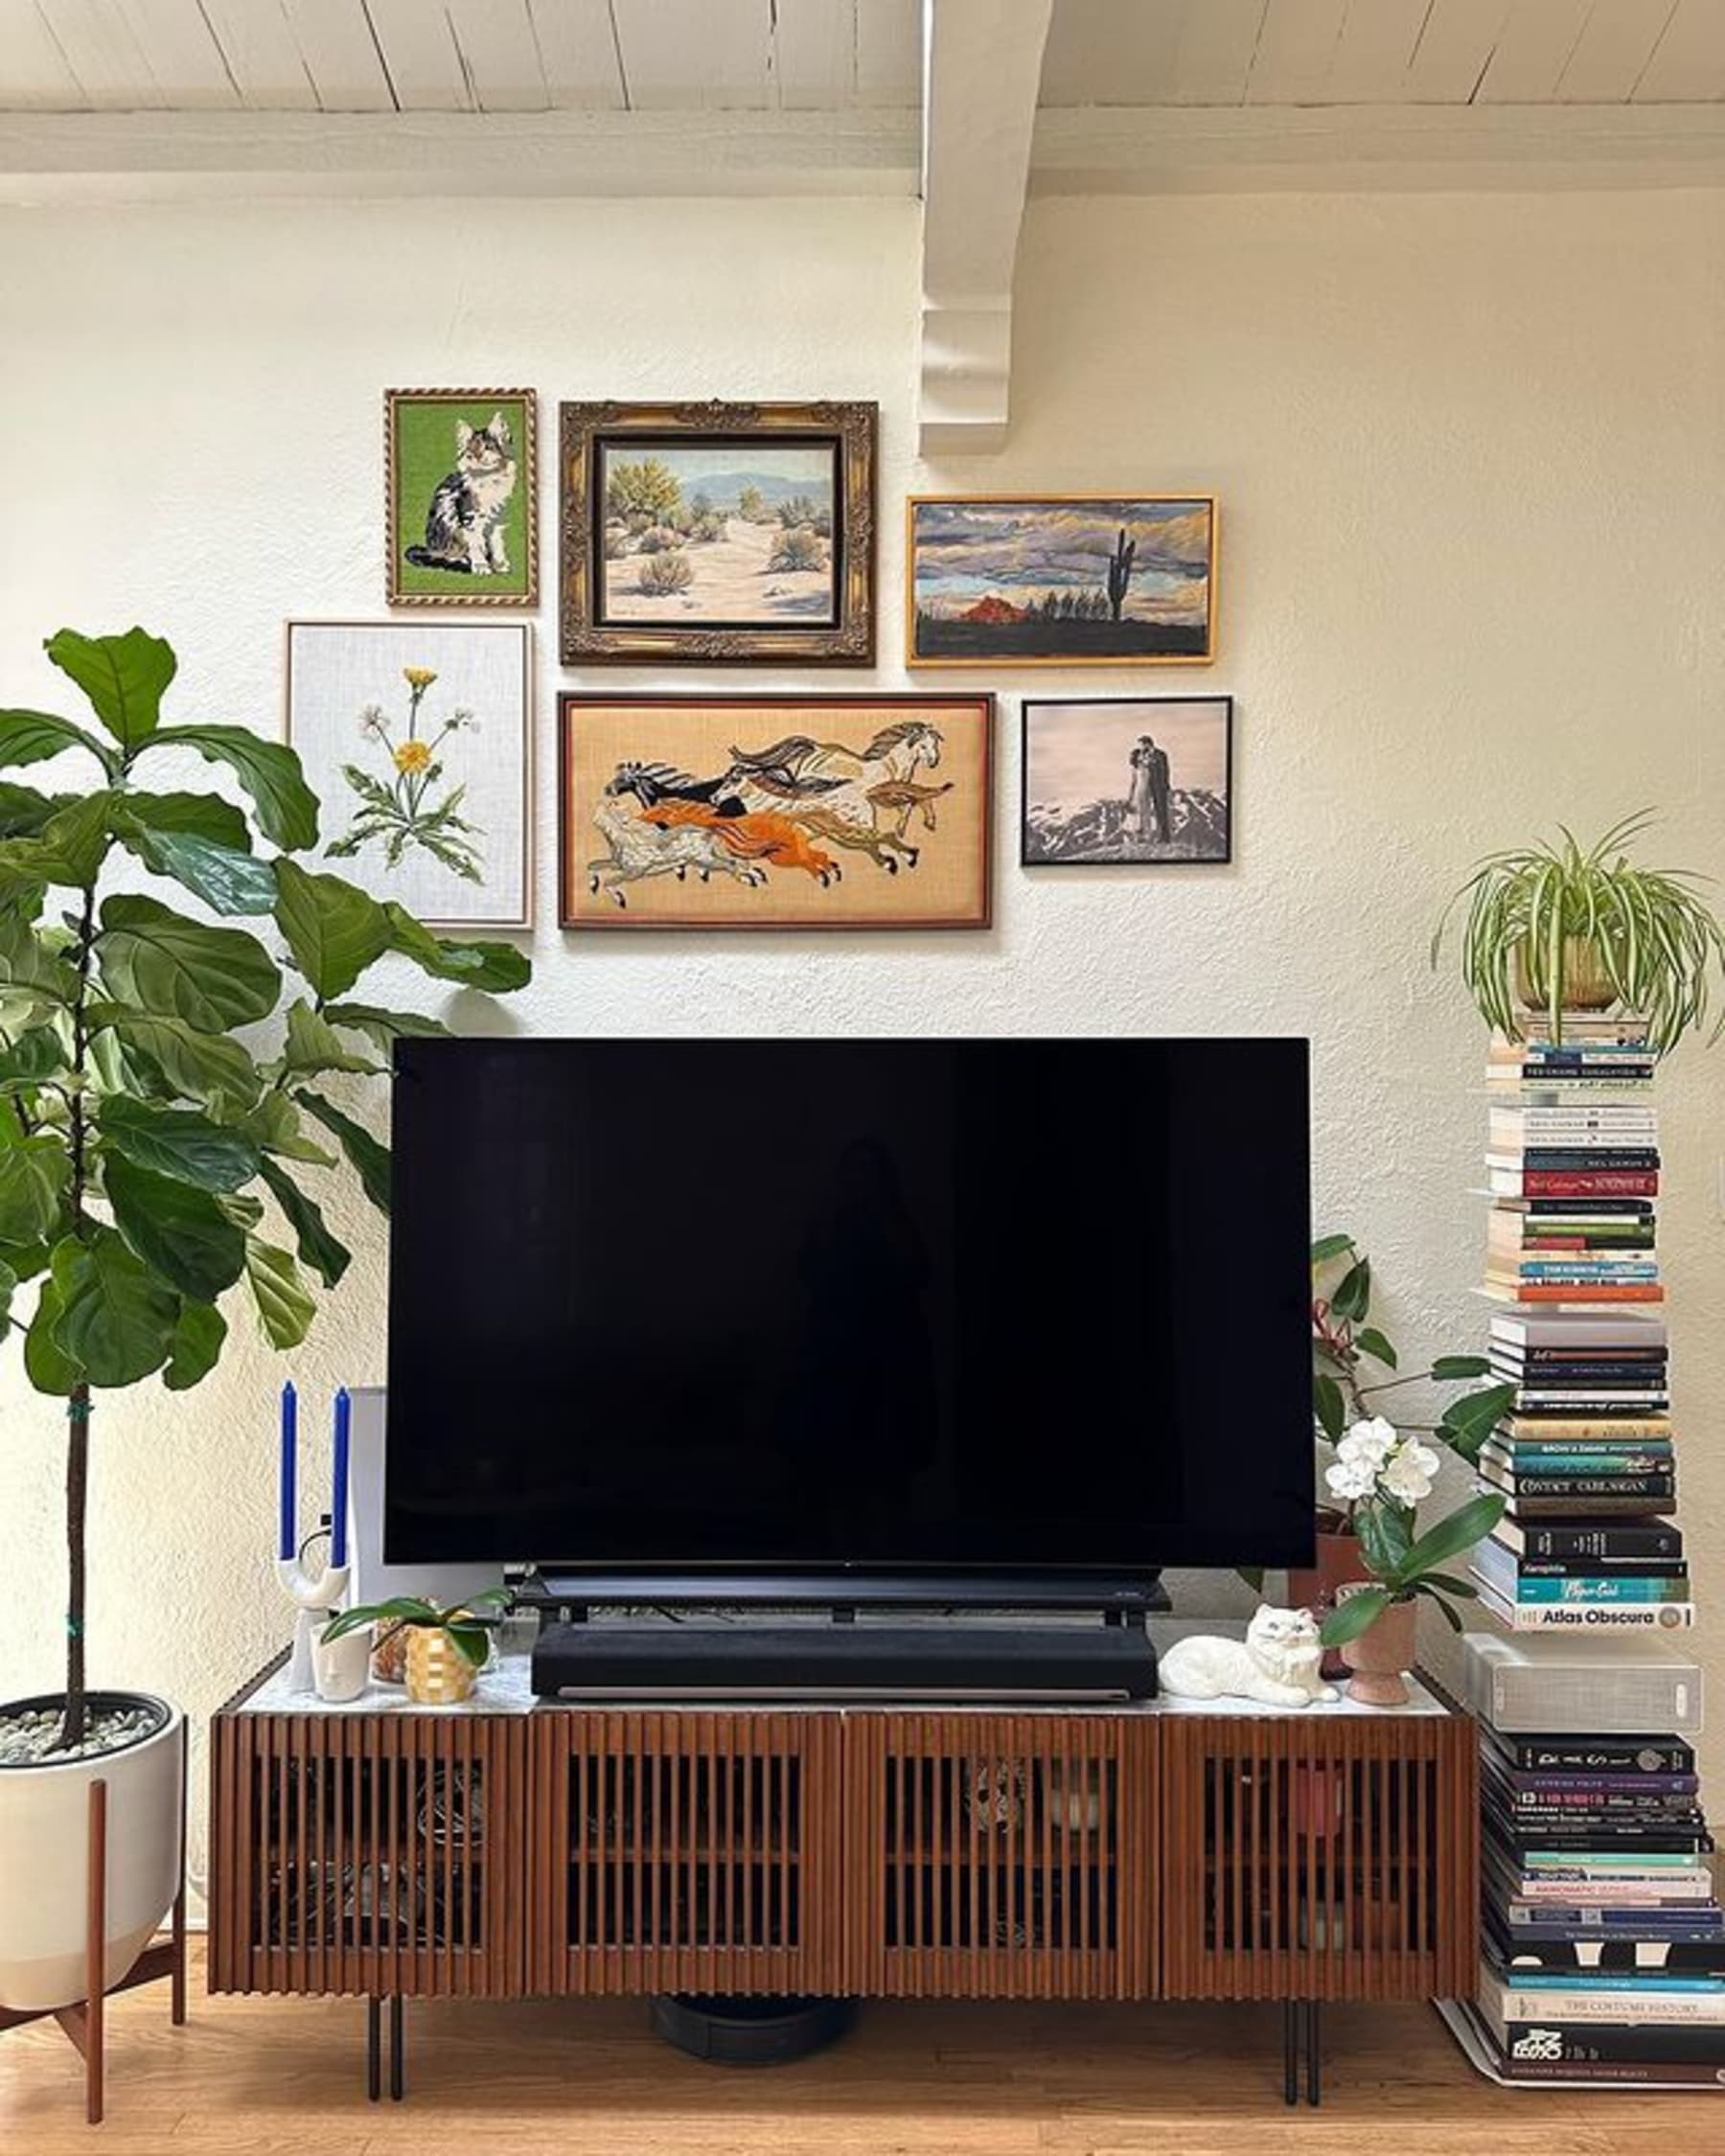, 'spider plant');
1432,812,1725,1055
